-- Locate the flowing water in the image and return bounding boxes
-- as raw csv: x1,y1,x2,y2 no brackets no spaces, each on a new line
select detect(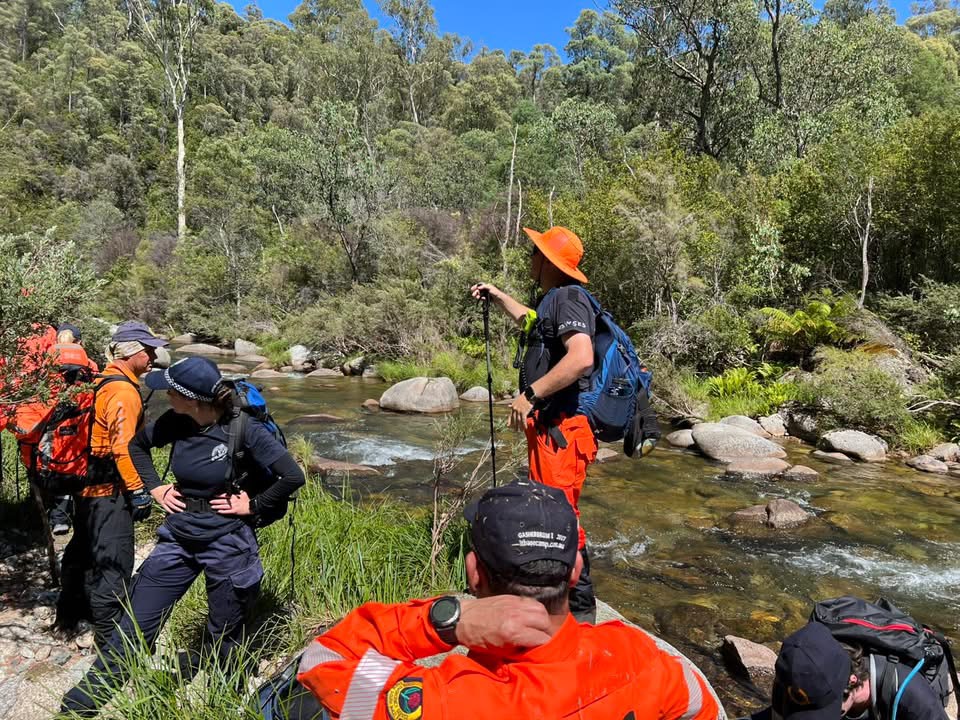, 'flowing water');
197,365,960,714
